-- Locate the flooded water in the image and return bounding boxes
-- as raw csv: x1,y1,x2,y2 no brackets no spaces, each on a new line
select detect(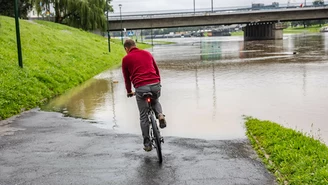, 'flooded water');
44,33,328,144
